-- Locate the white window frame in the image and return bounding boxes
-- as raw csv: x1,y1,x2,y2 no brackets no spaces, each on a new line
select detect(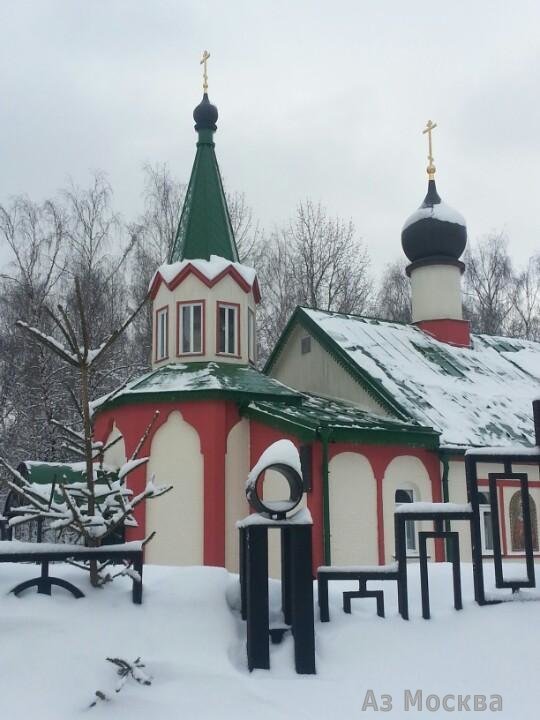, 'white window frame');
178,301,204,356
155,306,169,361
248,307,256,364
217,303,239,356
478,492,494,555
395,488,417,554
